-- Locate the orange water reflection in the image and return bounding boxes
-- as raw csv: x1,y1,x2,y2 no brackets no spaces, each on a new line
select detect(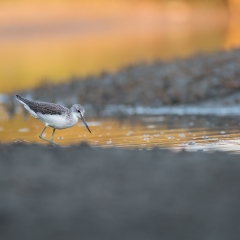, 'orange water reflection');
1,107,240,153
1,1,239,93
